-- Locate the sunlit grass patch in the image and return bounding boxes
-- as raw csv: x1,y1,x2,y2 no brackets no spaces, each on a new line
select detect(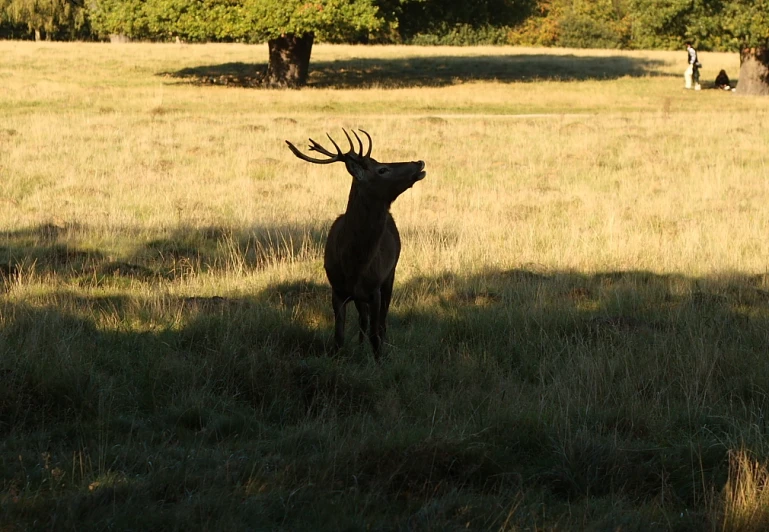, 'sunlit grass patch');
722,450,769,532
